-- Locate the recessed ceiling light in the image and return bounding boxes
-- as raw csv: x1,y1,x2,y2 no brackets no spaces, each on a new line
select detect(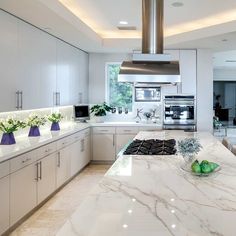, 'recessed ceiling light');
172,2,184,7
222,39,228,42
119,21,128,25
